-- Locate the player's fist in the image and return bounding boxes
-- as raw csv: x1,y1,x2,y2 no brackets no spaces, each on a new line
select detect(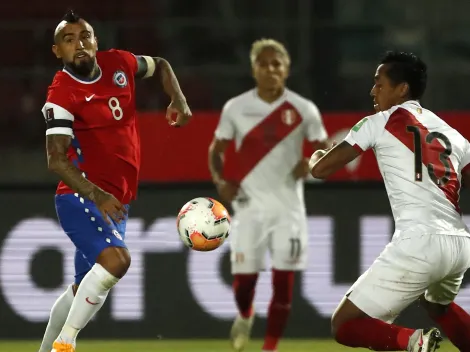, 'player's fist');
215,179,238,204
308,149,327,171
166,95,192,127
93,190,127,225
292,158,310,179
